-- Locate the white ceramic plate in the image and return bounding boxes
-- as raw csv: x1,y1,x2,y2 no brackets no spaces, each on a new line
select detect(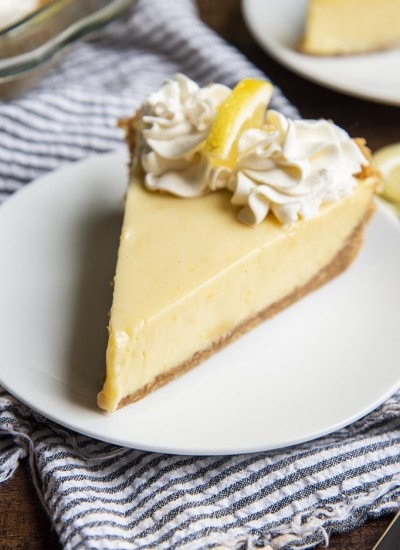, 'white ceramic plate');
242,0,400,106
1,150,400,455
